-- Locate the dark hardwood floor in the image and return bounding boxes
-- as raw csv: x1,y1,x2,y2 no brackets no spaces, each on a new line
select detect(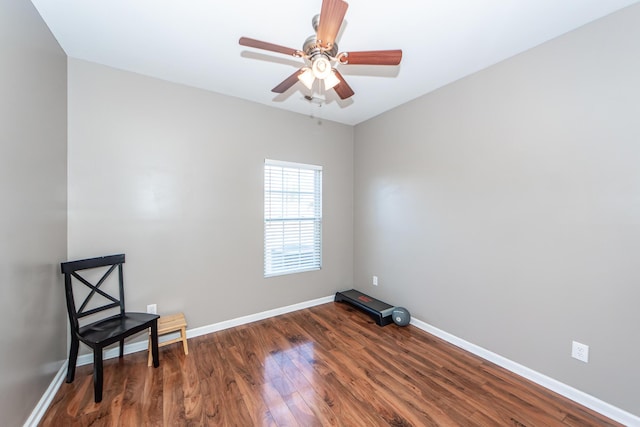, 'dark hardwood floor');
41,302,621,426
